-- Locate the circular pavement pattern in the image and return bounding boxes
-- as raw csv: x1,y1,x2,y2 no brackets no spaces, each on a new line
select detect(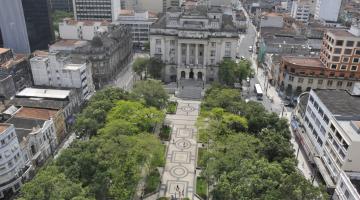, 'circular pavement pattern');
181,106,195,112
170,165,188,178
175,139,191,150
